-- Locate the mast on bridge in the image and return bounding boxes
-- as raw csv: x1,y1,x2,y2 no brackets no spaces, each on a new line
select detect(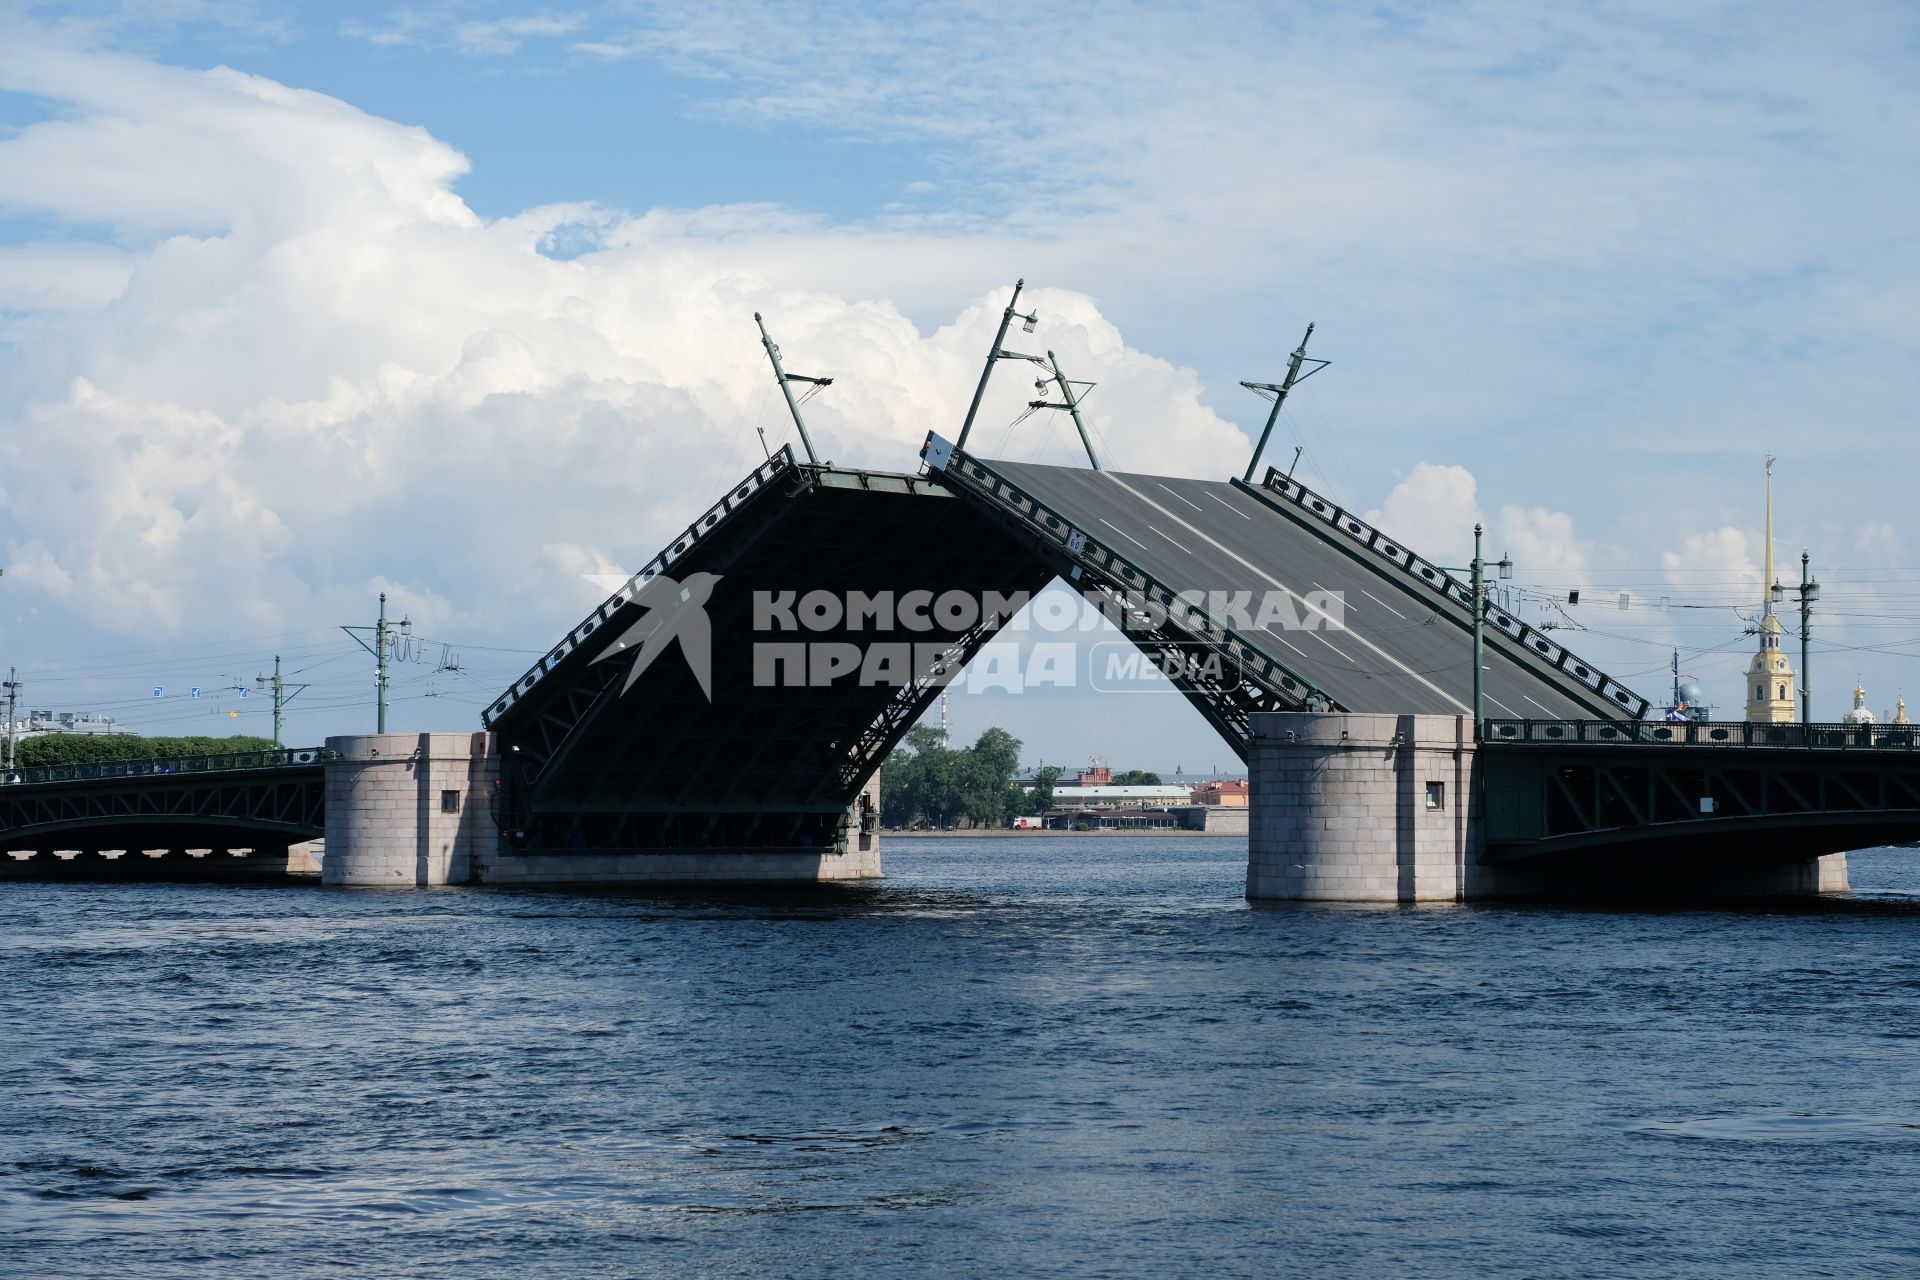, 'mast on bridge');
754,312,833,465
956,279,1037,455
1241,323,1329,484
